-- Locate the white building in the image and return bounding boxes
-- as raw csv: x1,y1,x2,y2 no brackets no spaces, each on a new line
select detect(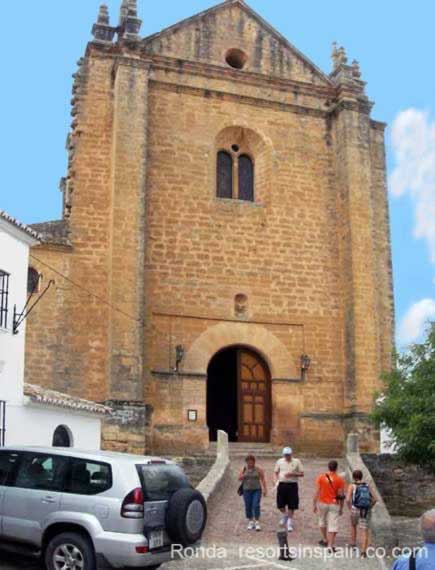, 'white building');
0,210,109,449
